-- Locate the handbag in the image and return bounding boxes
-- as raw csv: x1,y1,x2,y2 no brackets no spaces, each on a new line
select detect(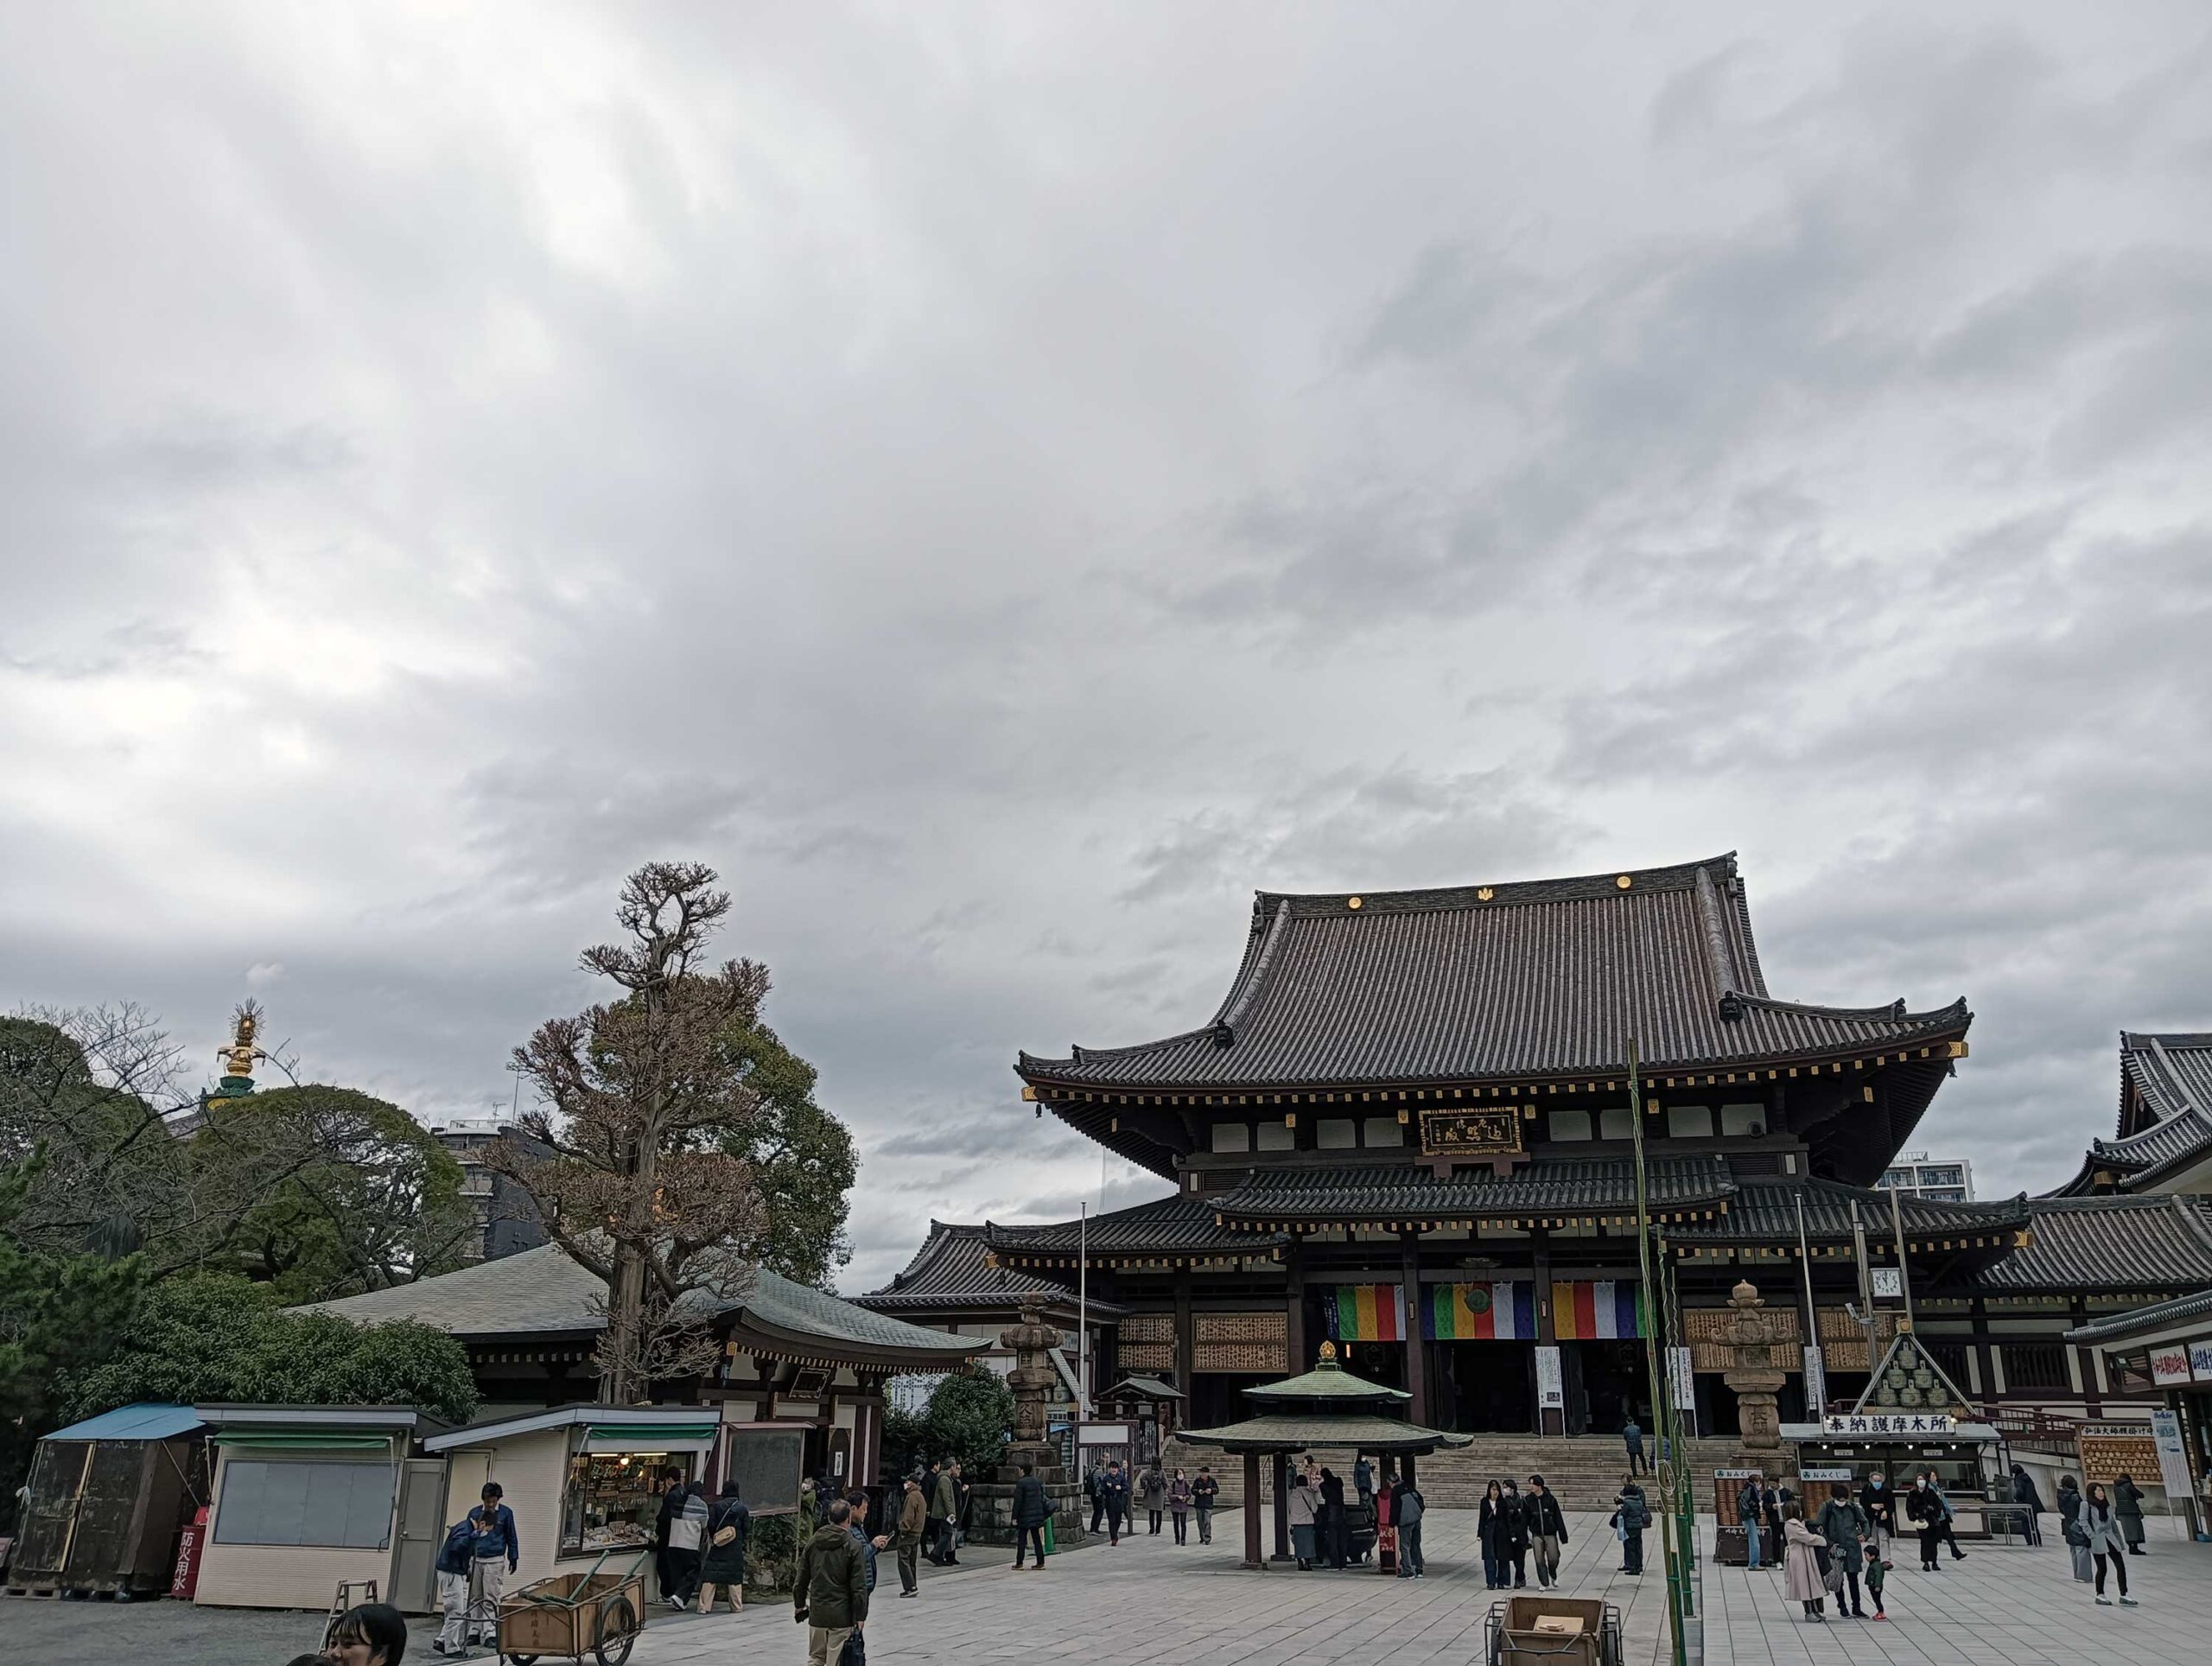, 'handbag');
713,1523,737,1547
